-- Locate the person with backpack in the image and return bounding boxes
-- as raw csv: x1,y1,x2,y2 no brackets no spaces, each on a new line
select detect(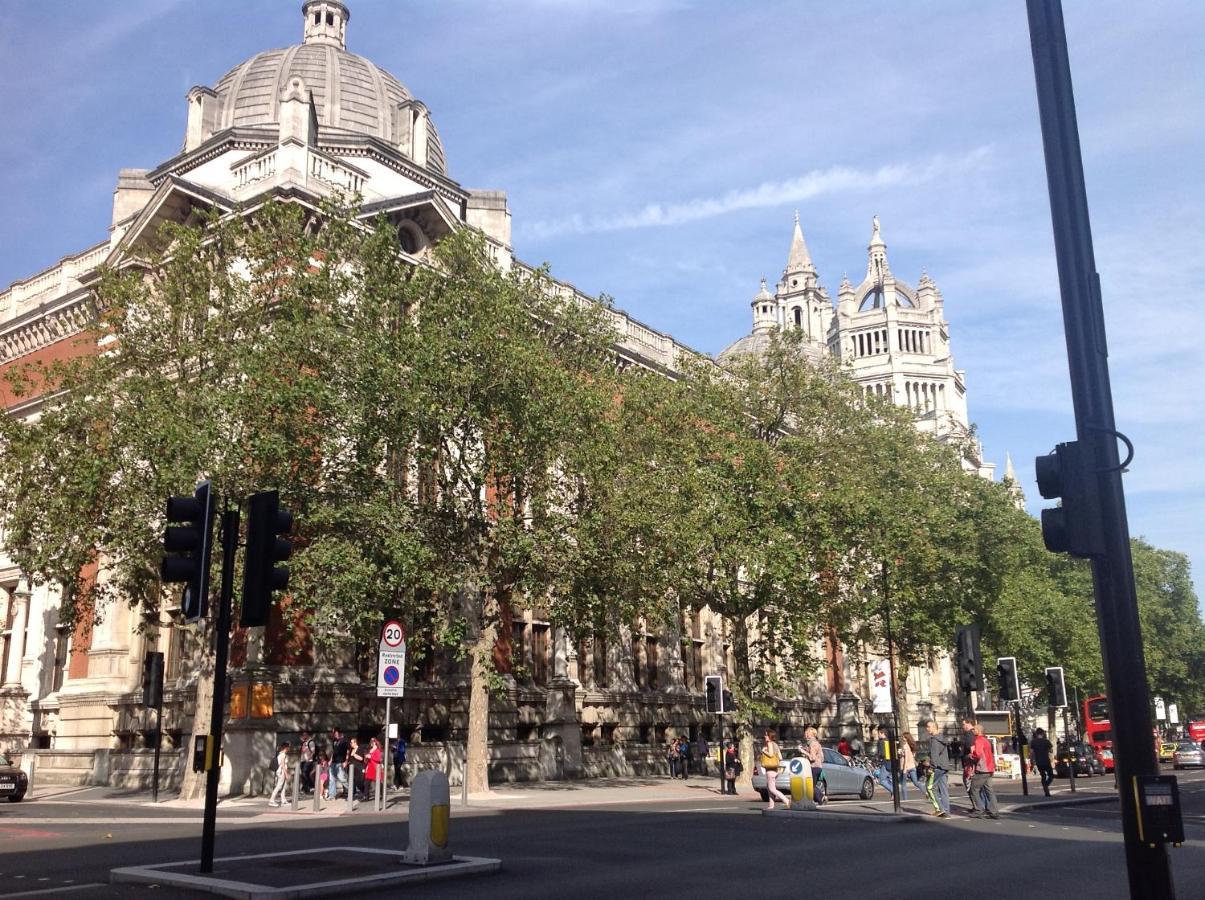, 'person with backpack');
268,743,291,807
922,719,951,818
